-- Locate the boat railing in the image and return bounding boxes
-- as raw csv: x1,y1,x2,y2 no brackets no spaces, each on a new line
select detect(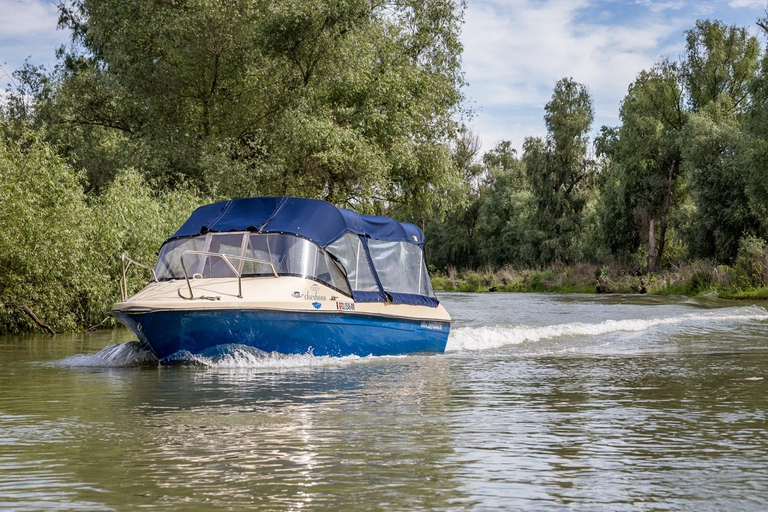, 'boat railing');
178,250,278,300
120,253,159,302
